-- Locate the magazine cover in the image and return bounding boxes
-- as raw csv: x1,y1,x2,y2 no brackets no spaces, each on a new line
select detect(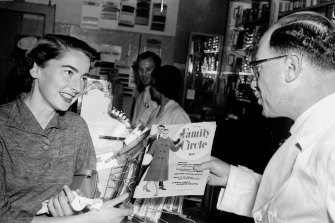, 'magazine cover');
133,122,216,198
